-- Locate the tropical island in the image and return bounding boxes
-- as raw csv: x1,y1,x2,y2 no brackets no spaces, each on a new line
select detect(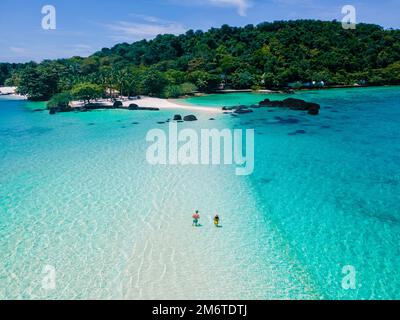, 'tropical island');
1,5,400,301
0,20,399,109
